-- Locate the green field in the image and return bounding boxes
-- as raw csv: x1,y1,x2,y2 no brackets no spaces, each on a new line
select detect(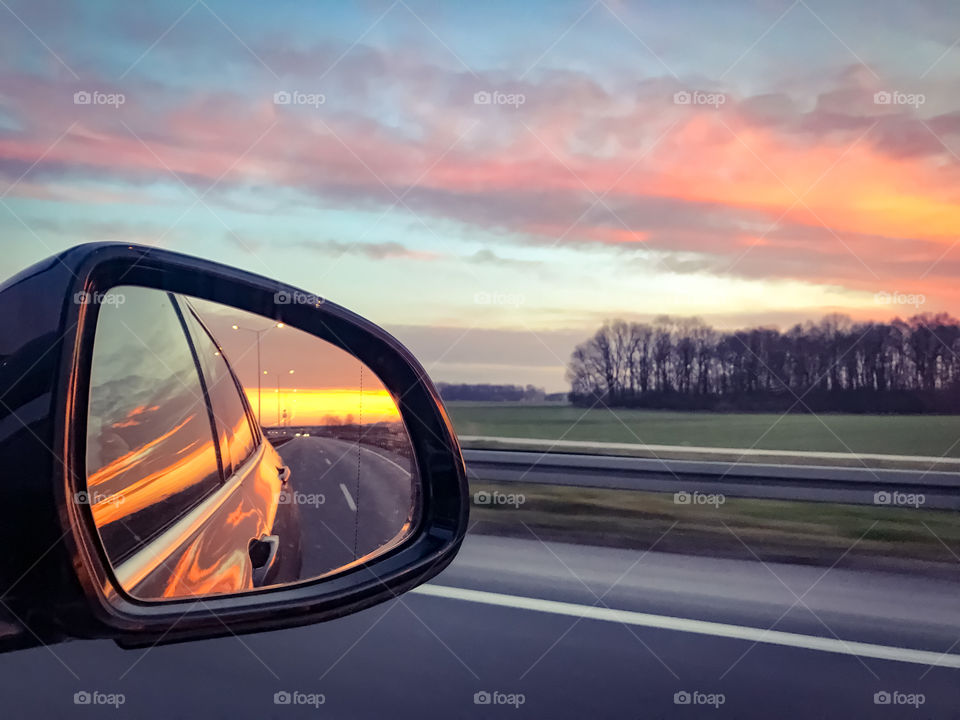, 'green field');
469,482,960,579
446,402,960,459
